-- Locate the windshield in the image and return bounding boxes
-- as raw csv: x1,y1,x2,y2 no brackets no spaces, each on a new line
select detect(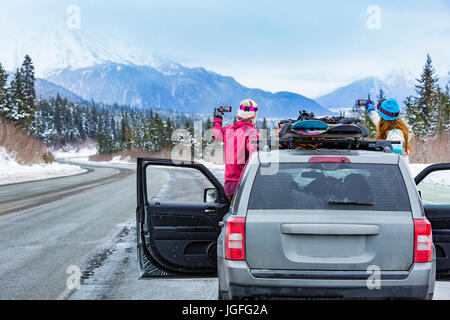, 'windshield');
248,163,411,211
